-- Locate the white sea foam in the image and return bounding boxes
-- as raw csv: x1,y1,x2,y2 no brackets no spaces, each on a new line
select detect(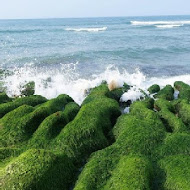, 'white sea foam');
123,107,130,114
120,87,145,103
130,20,190,26
2,64,190,105
155,24,182,28
65,27,107,32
